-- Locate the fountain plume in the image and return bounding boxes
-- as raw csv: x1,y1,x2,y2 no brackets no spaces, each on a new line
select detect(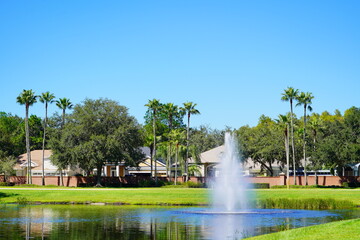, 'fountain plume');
212,132,250,211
